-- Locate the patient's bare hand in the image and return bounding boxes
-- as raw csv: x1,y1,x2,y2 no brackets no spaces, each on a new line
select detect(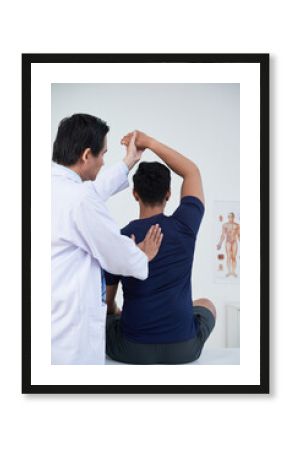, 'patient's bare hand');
131,224,163,262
